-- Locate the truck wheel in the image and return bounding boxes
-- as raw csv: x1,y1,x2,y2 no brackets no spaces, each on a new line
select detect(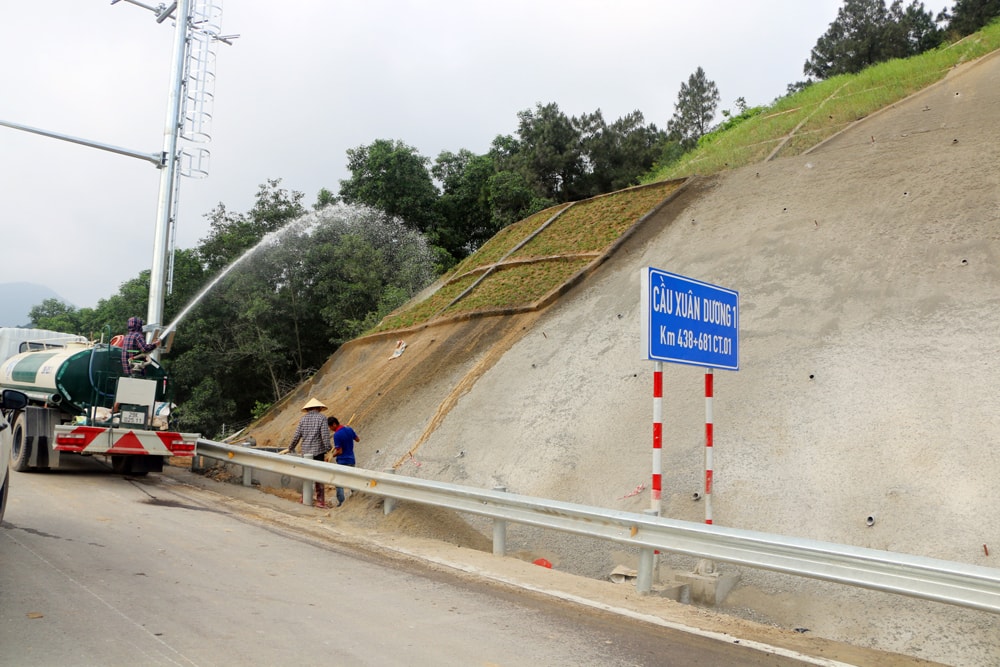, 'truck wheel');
111,455,128,474
111,456,148,477
10,413,32,472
